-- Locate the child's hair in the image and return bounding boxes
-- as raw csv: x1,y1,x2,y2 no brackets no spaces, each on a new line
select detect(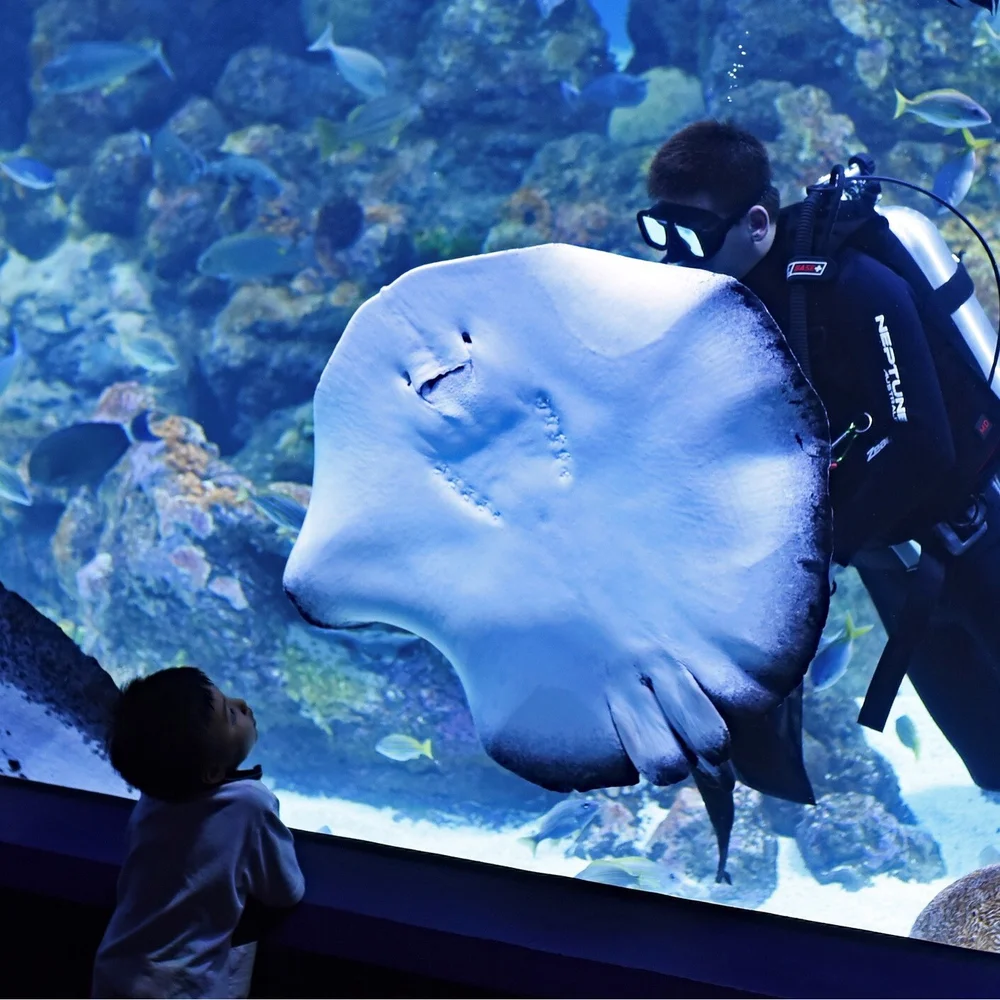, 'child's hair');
108,666,218,801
